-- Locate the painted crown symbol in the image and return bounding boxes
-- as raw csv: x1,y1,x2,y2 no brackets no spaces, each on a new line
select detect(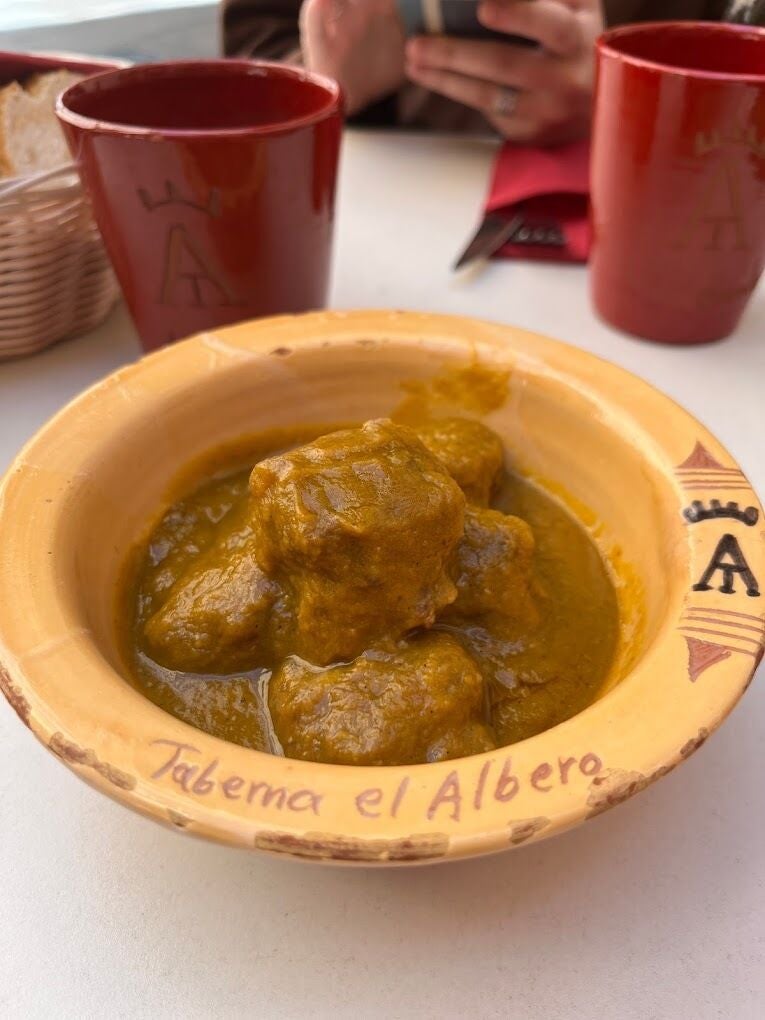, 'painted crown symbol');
683,499,759,526
137,181,222,217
